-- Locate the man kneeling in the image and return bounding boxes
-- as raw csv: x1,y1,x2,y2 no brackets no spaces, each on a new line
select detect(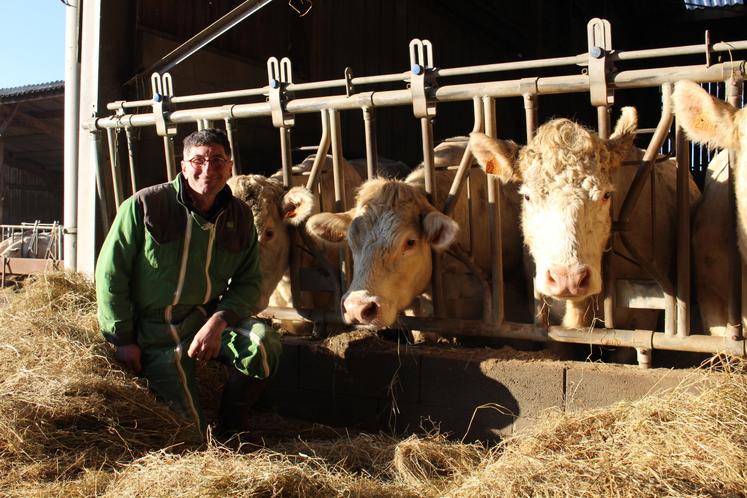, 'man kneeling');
95,128,281,439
